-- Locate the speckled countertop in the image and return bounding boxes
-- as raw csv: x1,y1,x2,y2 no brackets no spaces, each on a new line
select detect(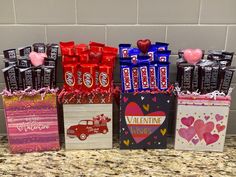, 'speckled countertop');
0,136,236,177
